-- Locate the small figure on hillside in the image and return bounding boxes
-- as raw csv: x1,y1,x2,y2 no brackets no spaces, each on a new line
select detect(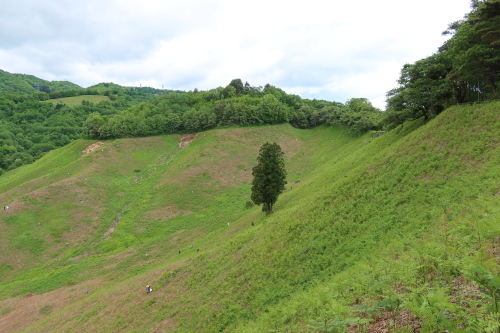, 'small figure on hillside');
29,291,33,297
85,289,89,294
3,206,9,210
178,250,181,255
251,222,254,226
190,245,194,248
146,285,153,293
197,248,200,252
